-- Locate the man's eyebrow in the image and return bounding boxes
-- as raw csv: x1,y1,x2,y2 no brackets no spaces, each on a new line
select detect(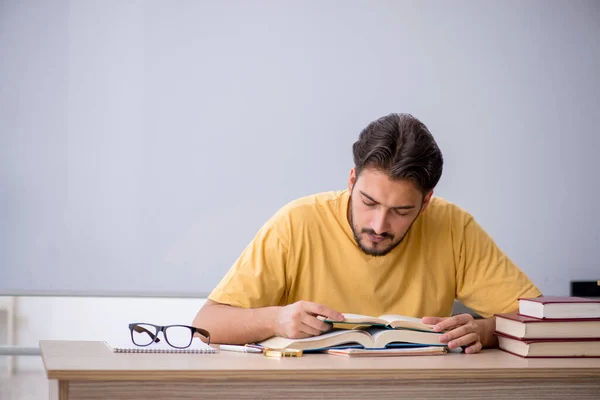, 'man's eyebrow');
359,190,416,210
